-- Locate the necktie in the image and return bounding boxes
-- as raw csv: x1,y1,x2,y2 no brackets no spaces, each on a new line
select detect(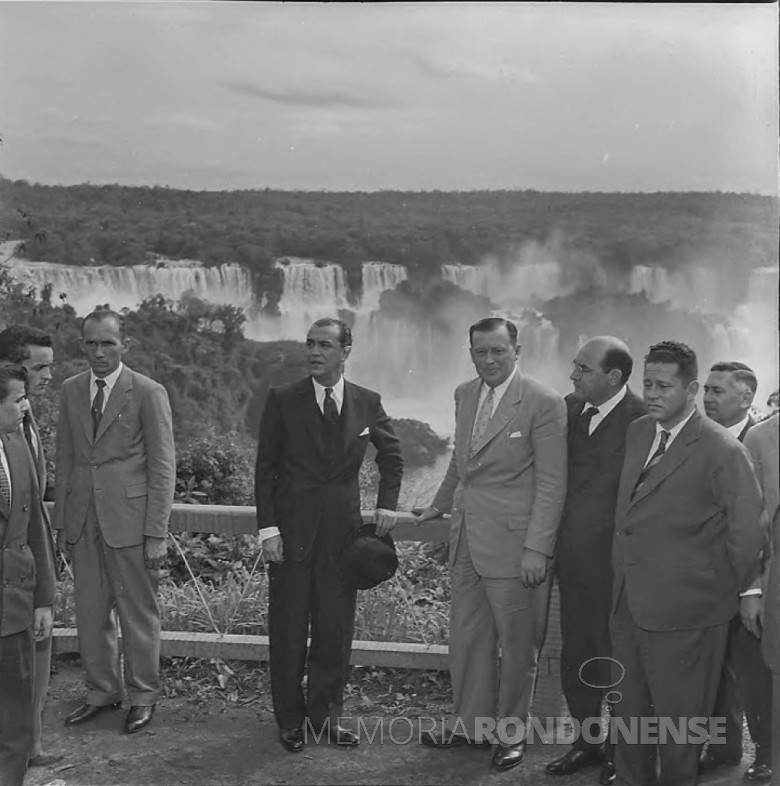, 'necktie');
91,379,106,438
323,387,339,426
0,453,10,507
578,406,599,437
470,388,495,455
633,430,670,497
23,413,37,460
